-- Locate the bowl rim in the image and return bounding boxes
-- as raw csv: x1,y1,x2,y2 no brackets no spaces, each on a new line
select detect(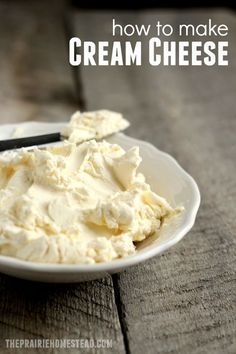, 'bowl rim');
0,125,201,274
